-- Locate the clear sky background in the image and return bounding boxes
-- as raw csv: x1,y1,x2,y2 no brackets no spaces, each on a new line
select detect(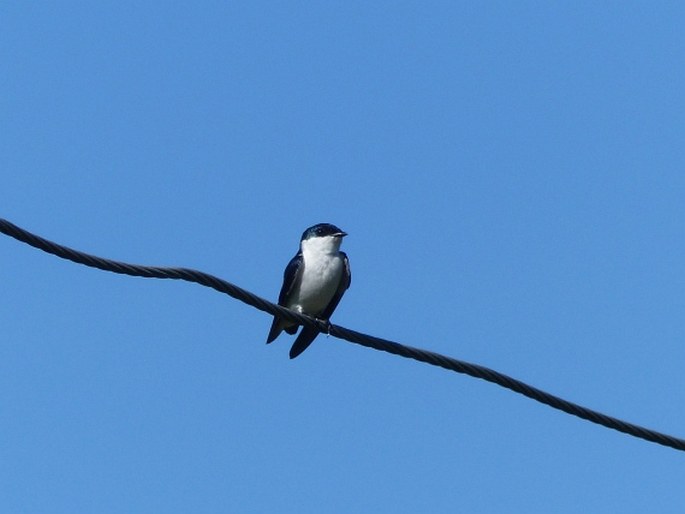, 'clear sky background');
2,2,684,512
